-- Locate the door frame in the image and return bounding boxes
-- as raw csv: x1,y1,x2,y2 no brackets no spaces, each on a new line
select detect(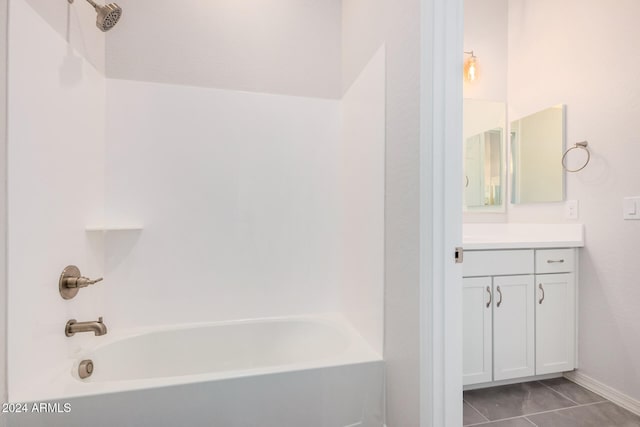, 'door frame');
419,0,463,426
